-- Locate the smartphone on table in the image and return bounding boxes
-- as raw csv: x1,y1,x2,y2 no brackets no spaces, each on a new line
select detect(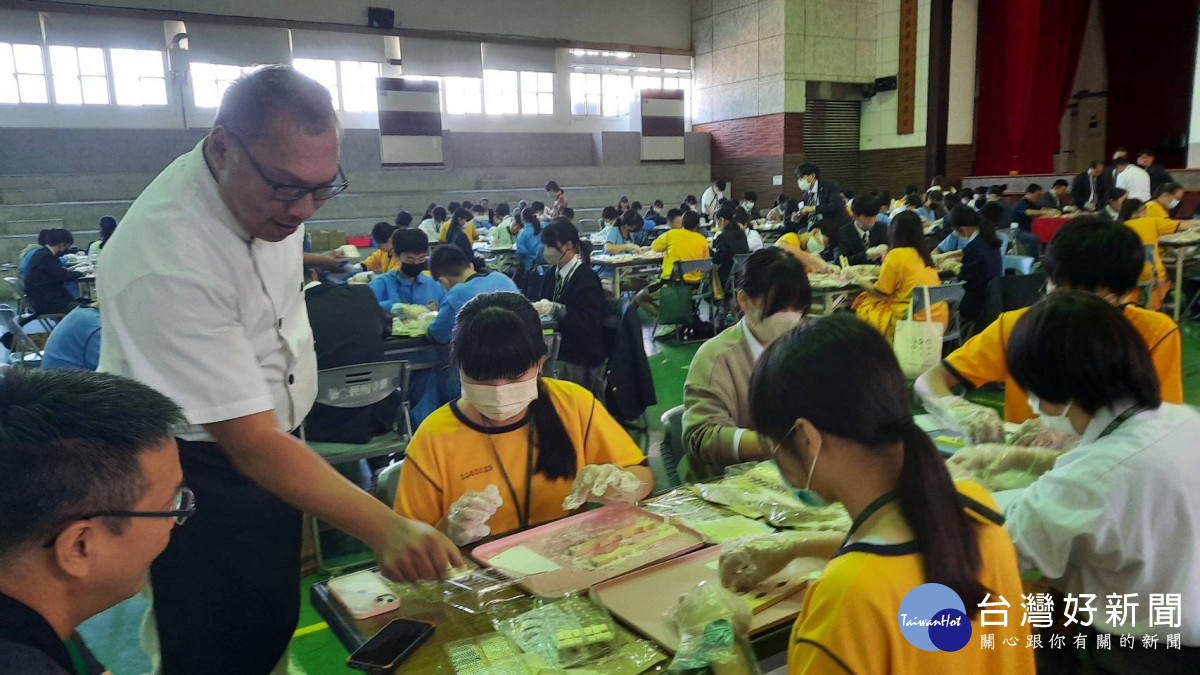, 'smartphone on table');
347,618,435,673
